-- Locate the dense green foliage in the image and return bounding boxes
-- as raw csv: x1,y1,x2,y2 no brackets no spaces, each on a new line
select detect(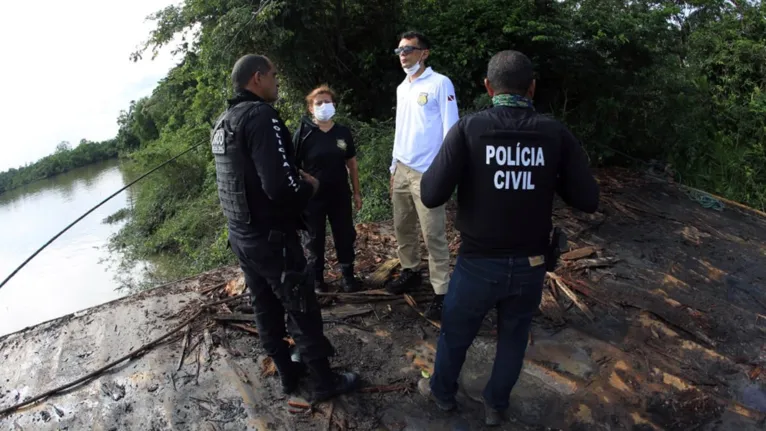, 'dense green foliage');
0,139,119,195
107,0,765,282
